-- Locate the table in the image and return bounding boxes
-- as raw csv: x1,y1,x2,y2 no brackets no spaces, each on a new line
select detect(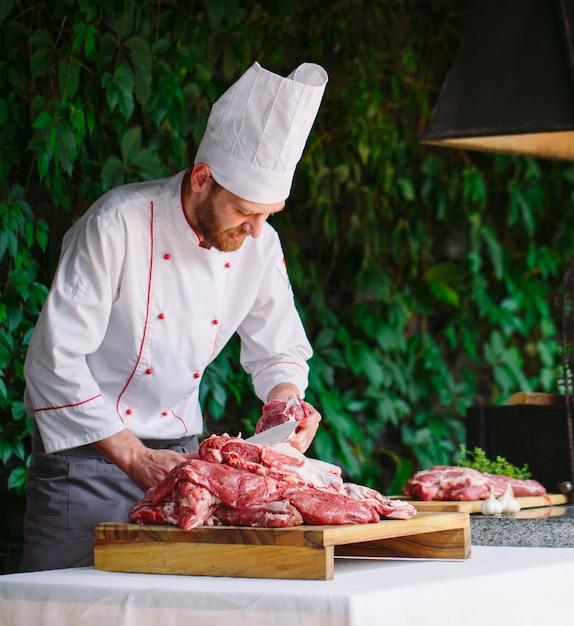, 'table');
1,546,573,626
